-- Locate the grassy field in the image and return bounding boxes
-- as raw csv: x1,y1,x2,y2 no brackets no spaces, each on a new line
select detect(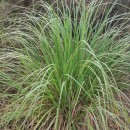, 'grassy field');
0,0,130,129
